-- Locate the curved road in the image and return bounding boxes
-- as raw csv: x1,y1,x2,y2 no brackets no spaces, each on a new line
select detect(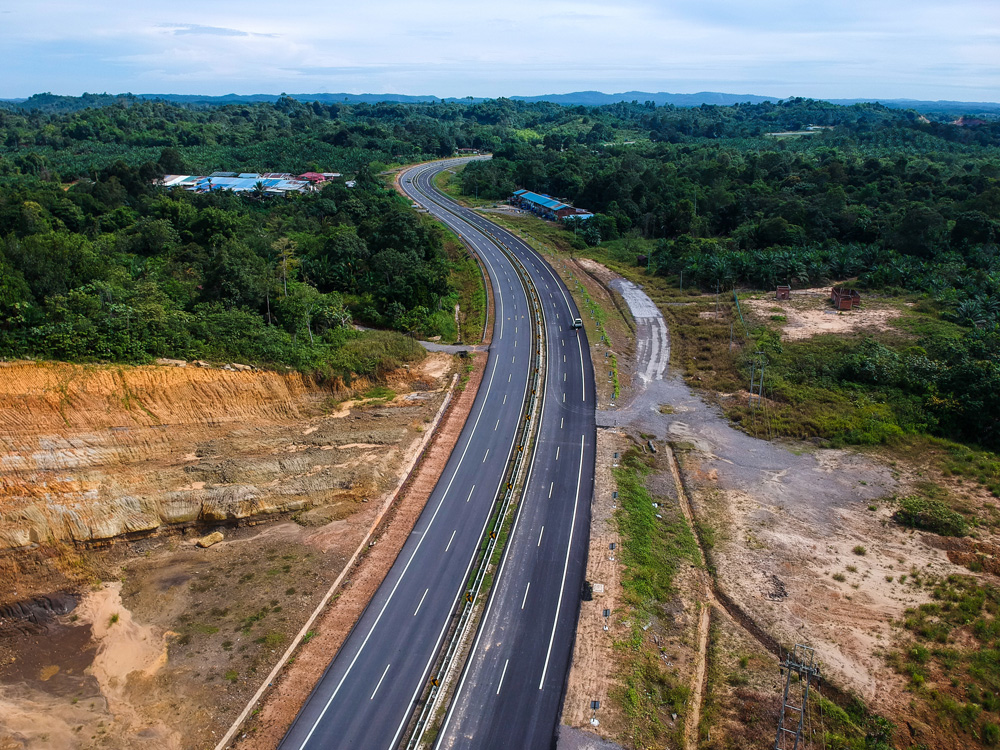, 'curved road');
279,157,595,750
